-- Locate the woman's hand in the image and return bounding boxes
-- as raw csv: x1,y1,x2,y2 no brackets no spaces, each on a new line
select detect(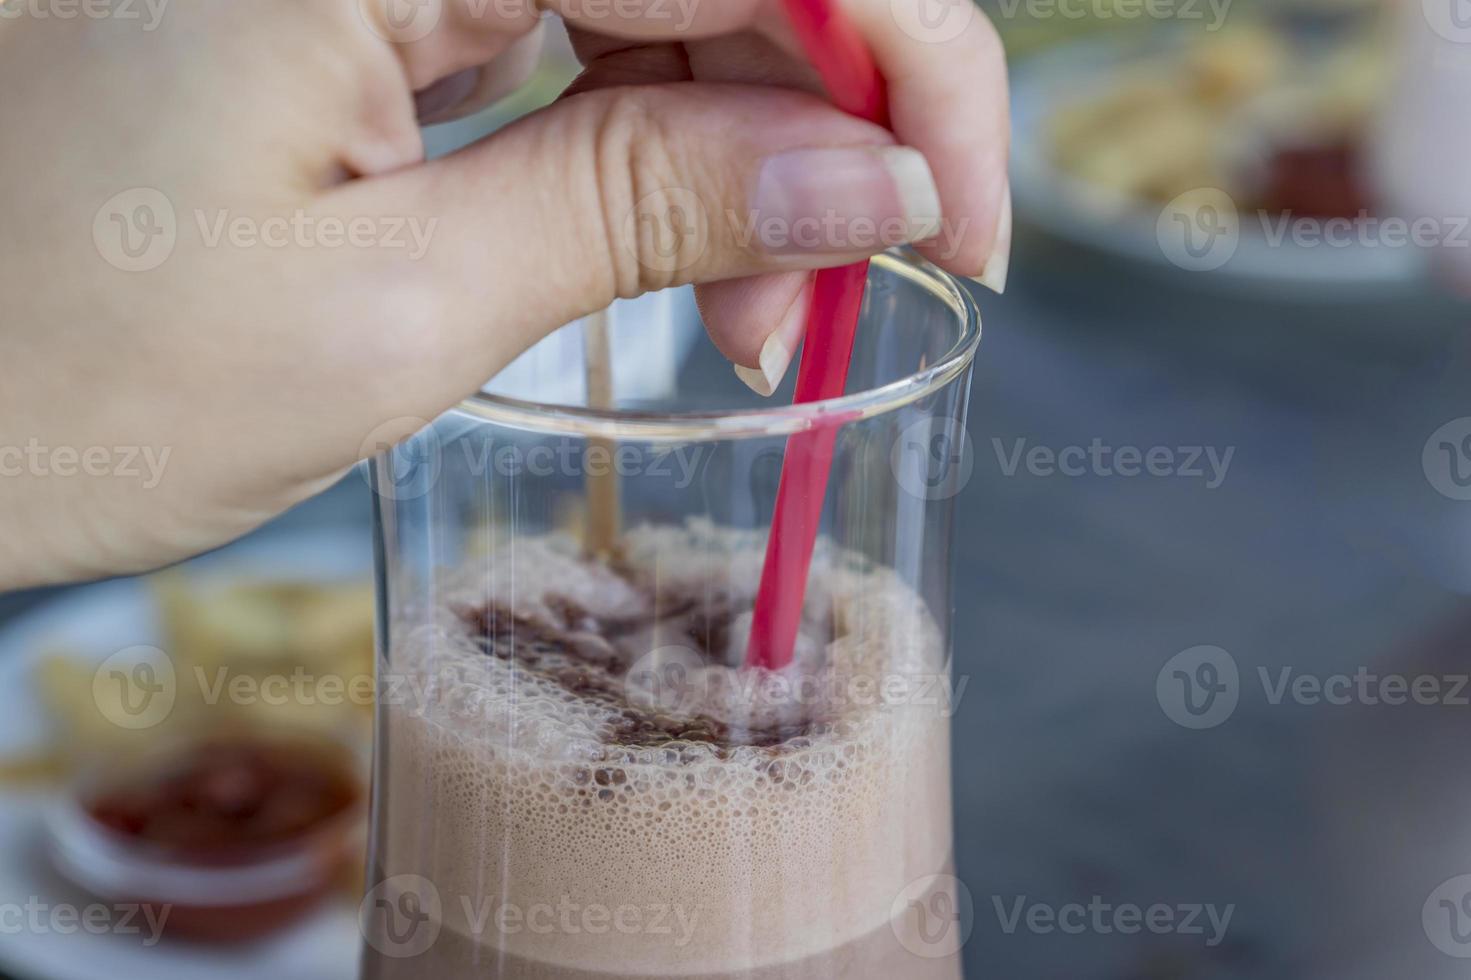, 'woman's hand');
0,0,1009,588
